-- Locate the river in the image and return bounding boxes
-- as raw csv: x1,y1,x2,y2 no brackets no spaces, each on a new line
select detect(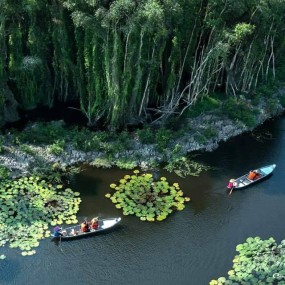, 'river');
1,115,285,285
